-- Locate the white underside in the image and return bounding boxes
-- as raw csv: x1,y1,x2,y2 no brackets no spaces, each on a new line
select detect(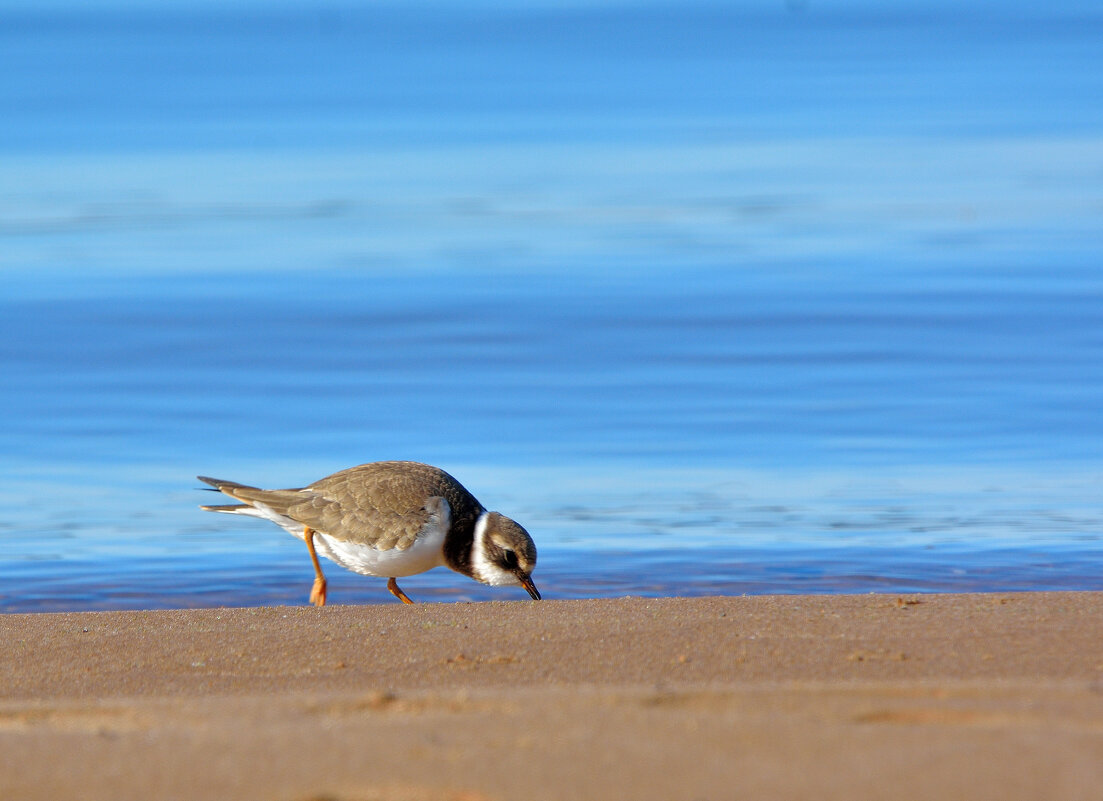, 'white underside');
229,500,449,578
